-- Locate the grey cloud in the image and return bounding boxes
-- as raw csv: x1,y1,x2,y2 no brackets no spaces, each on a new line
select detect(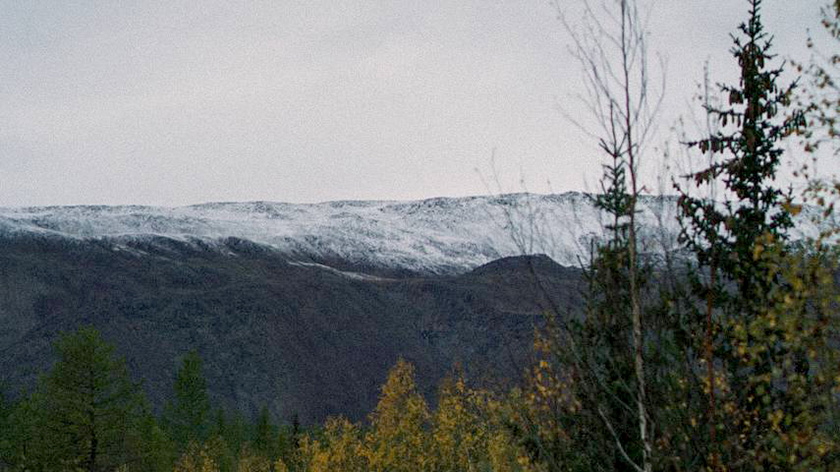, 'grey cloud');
0,0,831,206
